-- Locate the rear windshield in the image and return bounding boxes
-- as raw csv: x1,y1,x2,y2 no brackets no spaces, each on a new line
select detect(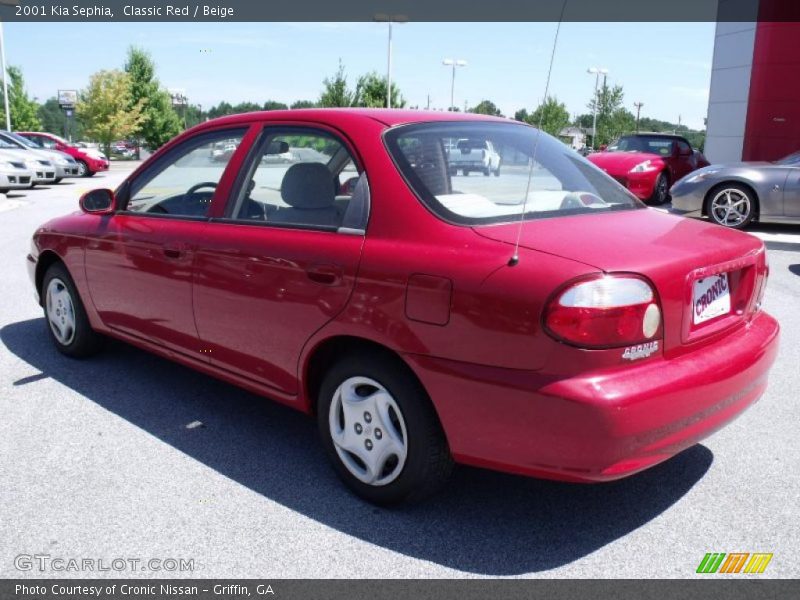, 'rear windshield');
384,121,641,225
